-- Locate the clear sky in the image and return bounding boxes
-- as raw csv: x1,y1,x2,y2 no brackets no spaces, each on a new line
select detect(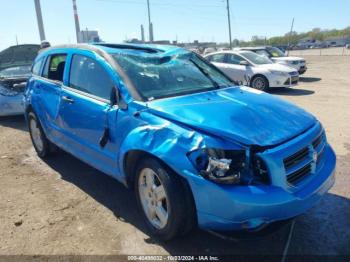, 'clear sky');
0,0,349,50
